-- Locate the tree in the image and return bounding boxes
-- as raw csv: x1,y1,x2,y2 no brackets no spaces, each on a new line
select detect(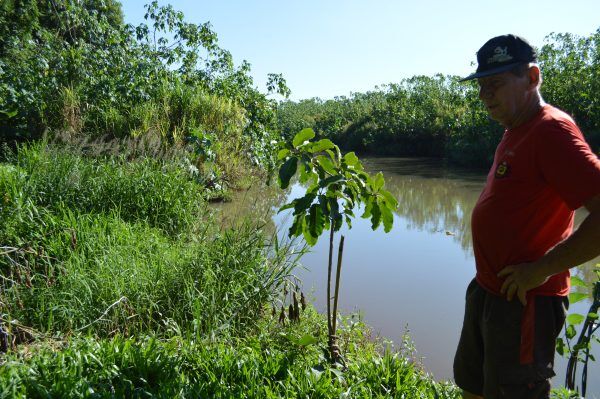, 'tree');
276,128,398,363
